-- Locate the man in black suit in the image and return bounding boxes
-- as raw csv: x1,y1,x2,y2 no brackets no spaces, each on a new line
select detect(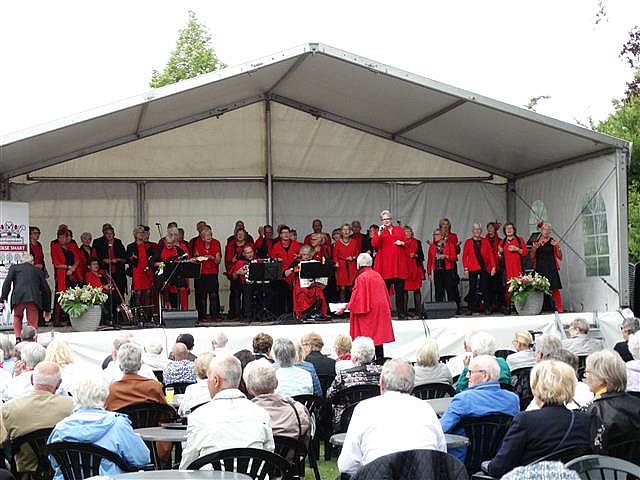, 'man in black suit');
0,253,51,340
92,224,127,319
